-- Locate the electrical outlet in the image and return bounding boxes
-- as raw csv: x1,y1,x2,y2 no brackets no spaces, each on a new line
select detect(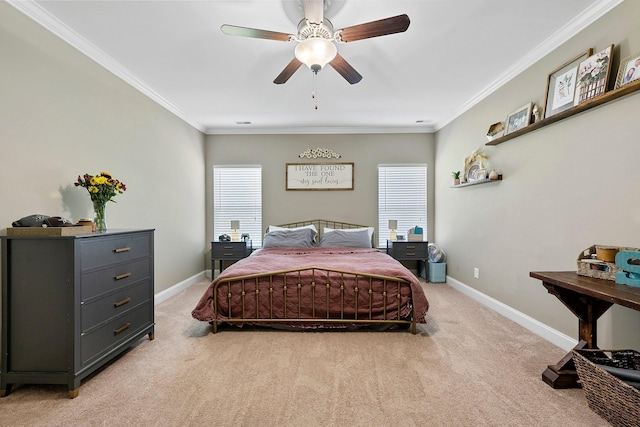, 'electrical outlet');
474,268,479,279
